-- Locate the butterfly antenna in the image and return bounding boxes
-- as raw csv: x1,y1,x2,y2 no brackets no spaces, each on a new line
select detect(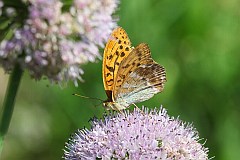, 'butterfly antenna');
93,101,103,108
72,93,104,102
